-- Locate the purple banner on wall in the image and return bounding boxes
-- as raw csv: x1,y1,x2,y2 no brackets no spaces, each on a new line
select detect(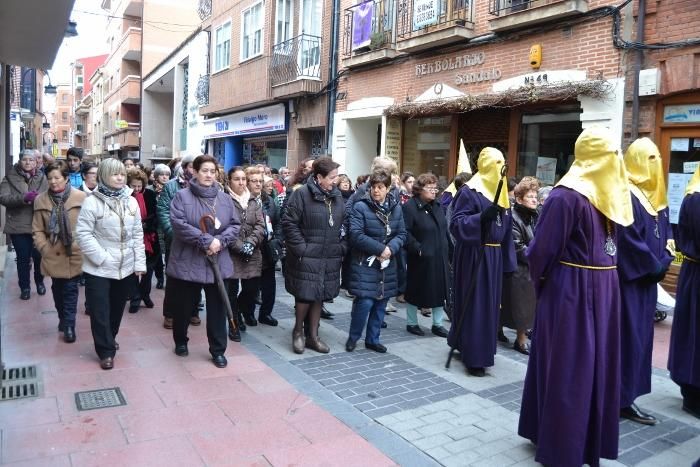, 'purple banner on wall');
352,1,373,50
